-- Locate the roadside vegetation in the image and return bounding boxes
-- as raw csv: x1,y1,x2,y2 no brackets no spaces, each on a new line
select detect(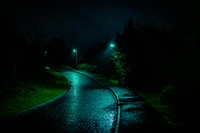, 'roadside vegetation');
106,18,200,133
77,63,101,74
0,68,70,121
137,91,182,132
